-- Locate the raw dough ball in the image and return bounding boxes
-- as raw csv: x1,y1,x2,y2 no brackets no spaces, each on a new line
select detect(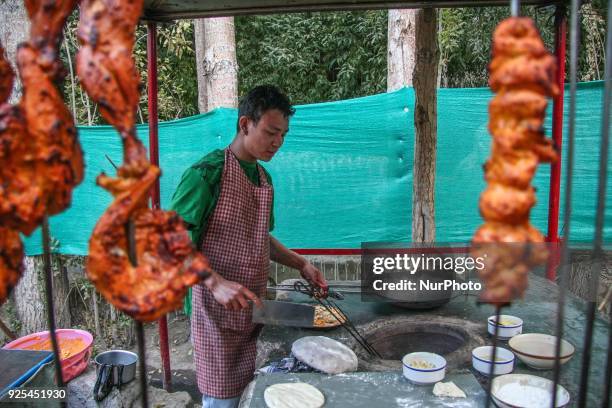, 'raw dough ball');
433,381,467,398
292,336,358,374
264,382,325,408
